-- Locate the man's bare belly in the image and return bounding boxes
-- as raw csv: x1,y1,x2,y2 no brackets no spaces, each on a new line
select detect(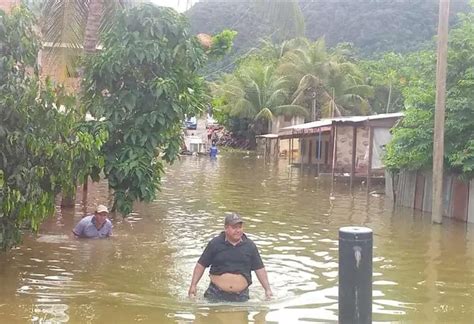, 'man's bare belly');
210,273,248,293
